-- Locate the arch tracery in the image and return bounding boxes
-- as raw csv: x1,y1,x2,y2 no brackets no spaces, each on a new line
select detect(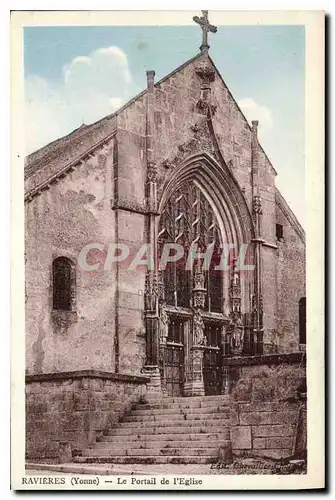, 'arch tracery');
152,153,257,396
158,153,255,247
